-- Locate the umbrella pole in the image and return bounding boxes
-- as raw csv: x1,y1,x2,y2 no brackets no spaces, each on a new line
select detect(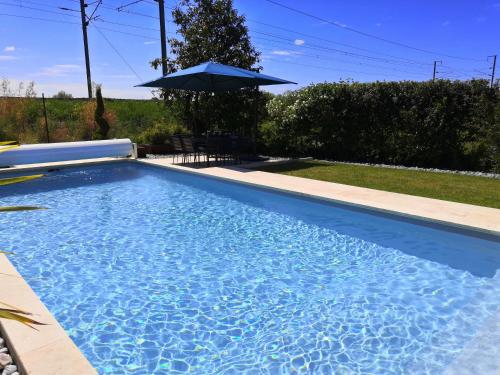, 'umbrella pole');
193,93,198,136
252,85,259,155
